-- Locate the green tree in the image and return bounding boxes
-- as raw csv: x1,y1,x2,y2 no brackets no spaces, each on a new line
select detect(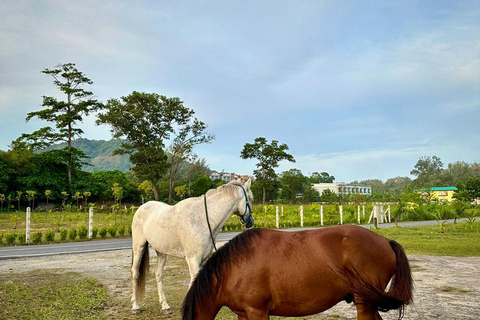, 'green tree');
190,174,213,197
310,171,335,183
19,63,101,188
97,92,207,200
240,137,295,204
165,119,214,204
279,169,307,202
410,156,444,187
